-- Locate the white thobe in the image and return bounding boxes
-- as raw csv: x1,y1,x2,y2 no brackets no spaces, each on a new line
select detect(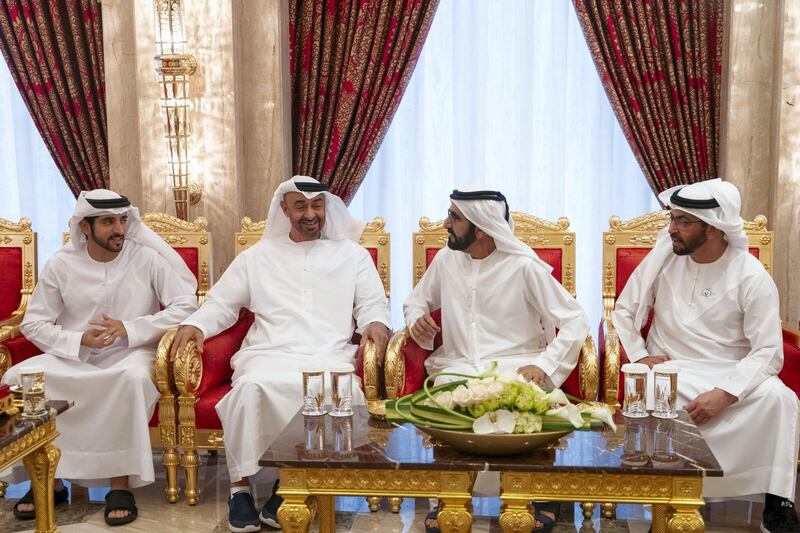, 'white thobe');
403,247,589,388
1,242,197,487
613,245,800,500
182,236,391,482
